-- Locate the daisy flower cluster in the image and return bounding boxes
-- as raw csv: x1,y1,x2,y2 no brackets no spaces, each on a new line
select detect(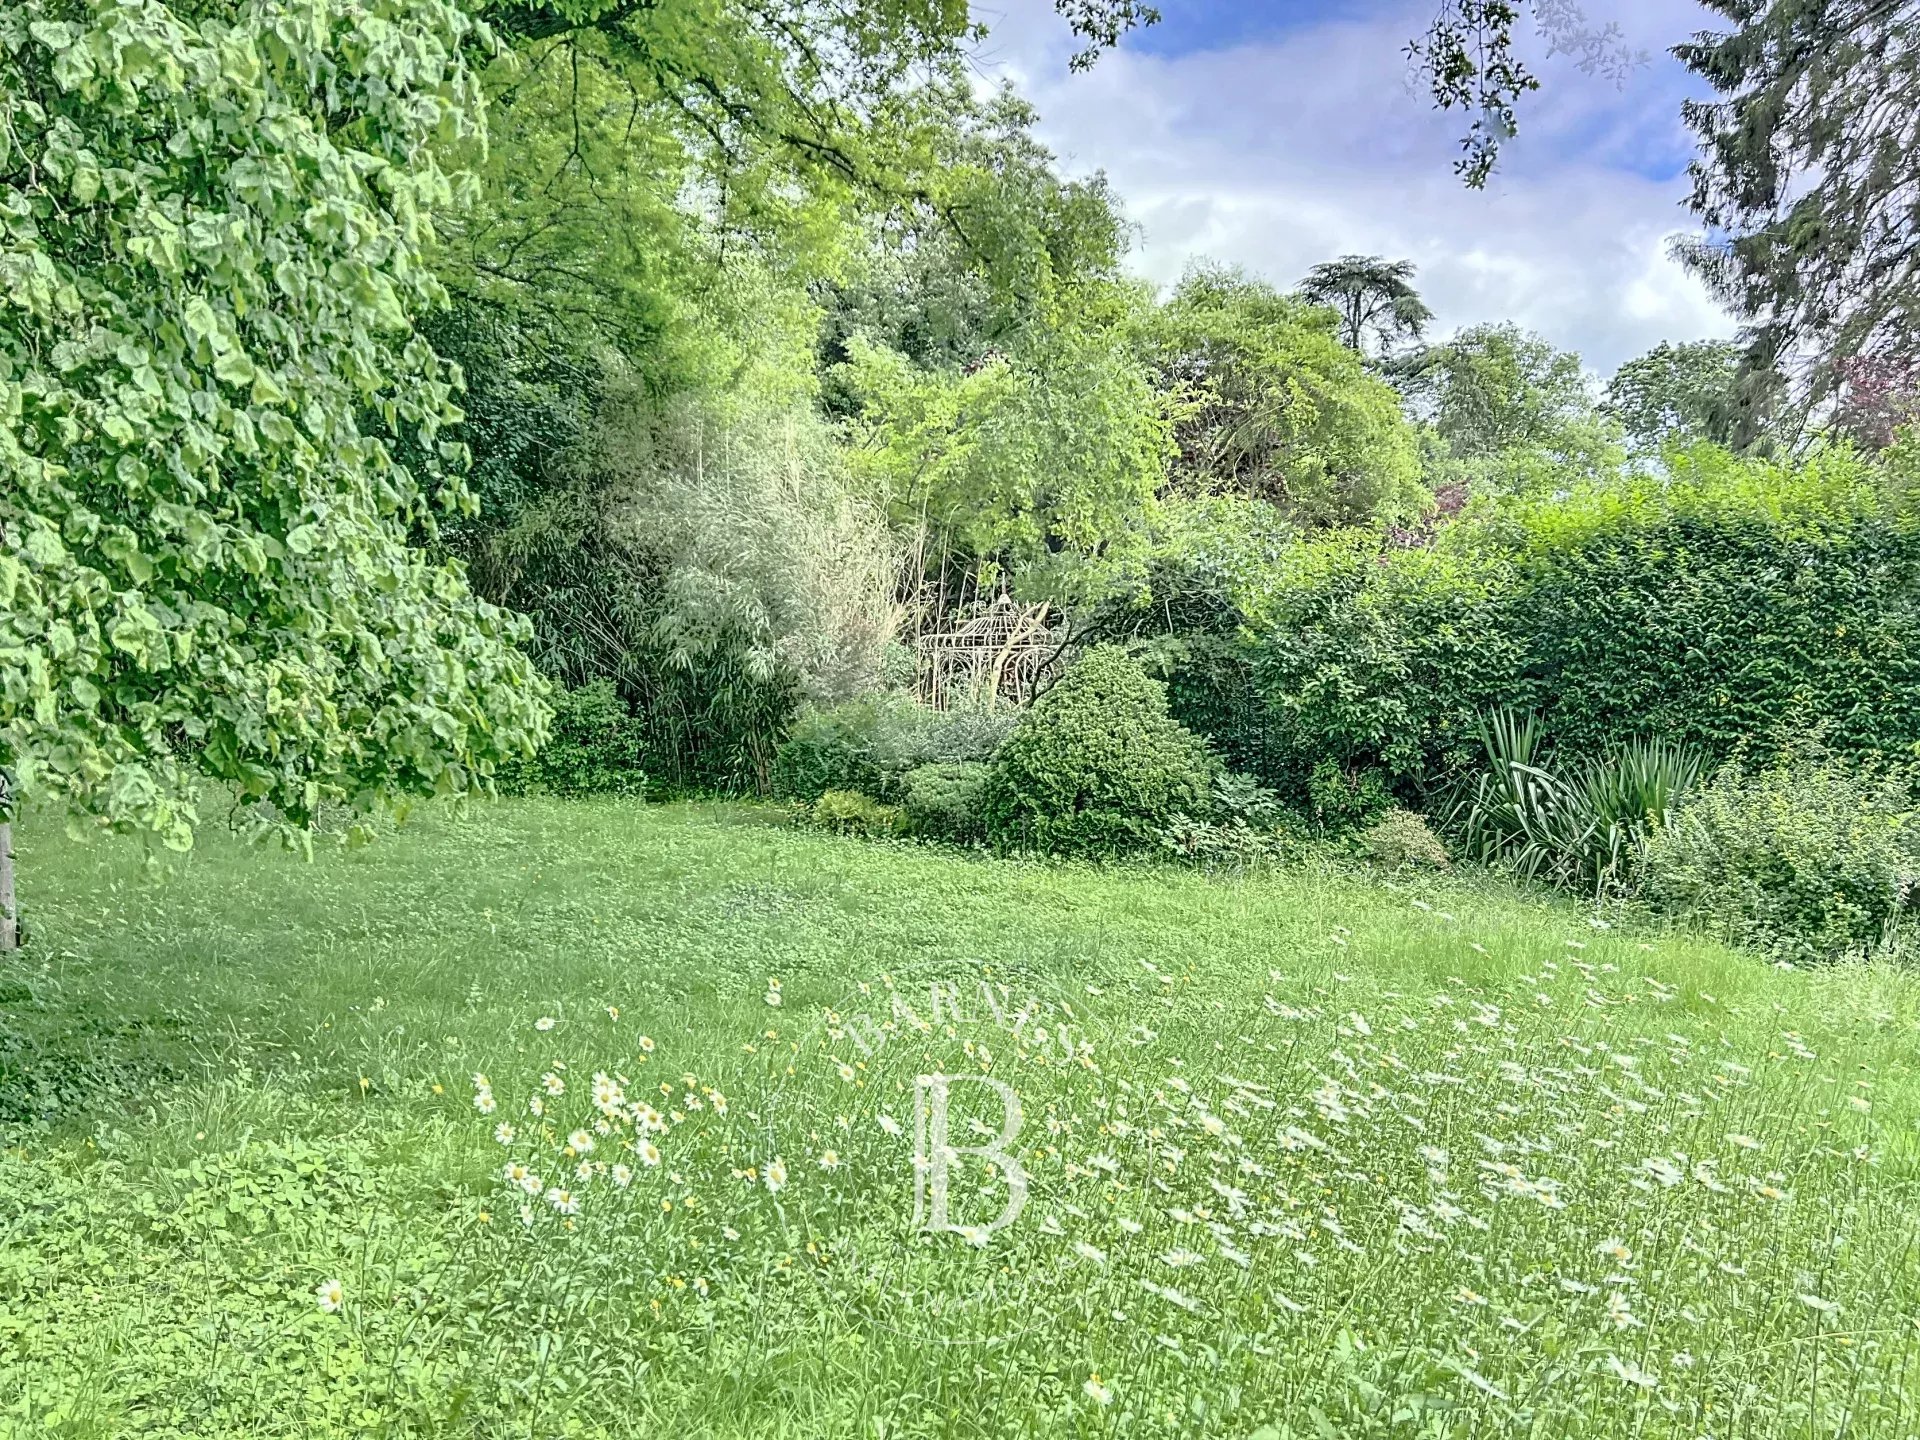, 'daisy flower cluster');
477,1016,740,1240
